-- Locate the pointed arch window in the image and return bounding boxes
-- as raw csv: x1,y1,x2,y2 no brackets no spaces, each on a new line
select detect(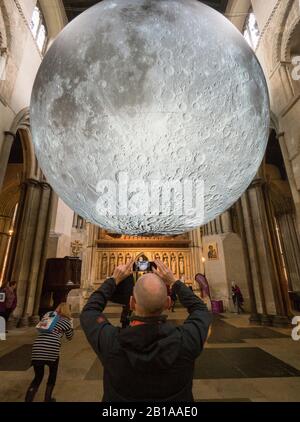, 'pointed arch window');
30,3,48,54
243,9,260,50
